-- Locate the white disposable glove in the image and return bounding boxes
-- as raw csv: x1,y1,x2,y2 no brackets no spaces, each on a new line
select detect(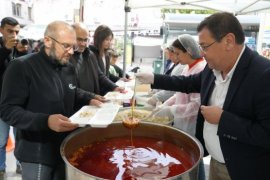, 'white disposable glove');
148,89,158,96
147,95,159,107
152,105,174,120
135,72,154,84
